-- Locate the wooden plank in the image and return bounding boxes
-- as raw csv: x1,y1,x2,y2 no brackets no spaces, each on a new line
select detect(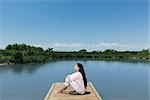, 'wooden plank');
89,82,103,100
44,82,103,100
44,83,55,100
